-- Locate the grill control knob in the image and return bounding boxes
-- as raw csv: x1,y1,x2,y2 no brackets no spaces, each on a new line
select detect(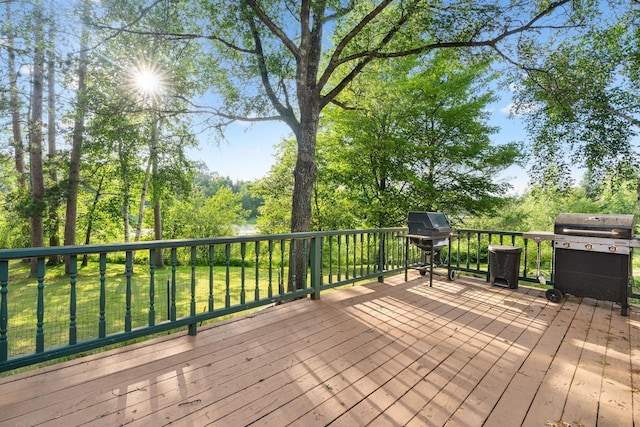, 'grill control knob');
562,242,570,248
609,246,617,252
585,244,593,250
